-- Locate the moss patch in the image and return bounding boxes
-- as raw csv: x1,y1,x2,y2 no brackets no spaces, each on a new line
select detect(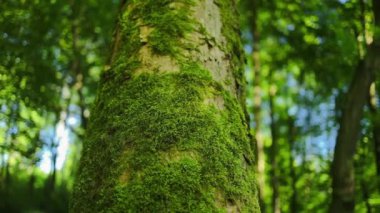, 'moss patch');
72,66,258,211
